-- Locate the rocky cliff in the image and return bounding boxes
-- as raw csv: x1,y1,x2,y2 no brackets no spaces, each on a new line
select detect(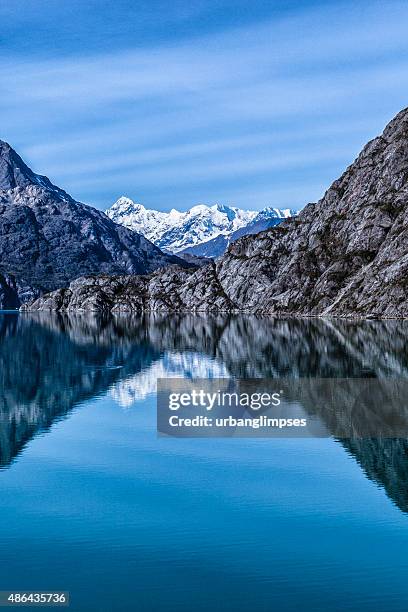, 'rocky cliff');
23,108,408,317
0,141,188,308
